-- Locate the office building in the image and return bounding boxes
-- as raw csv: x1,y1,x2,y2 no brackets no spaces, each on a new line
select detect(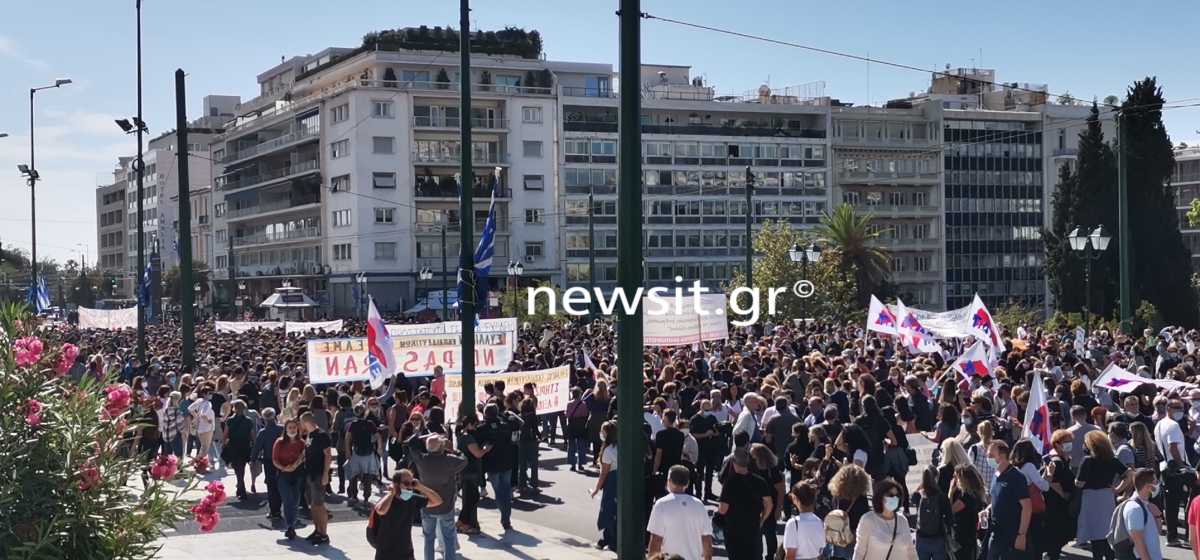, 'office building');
1174,145,1200,269
96,158,131,274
